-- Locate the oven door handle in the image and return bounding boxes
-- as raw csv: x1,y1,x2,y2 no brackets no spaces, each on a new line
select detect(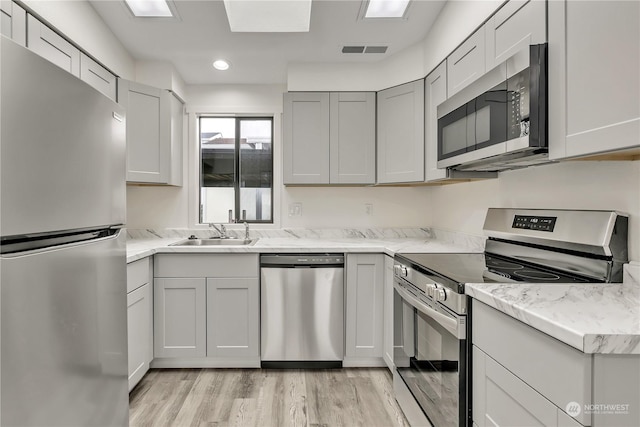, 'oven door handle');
394,282,464,339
